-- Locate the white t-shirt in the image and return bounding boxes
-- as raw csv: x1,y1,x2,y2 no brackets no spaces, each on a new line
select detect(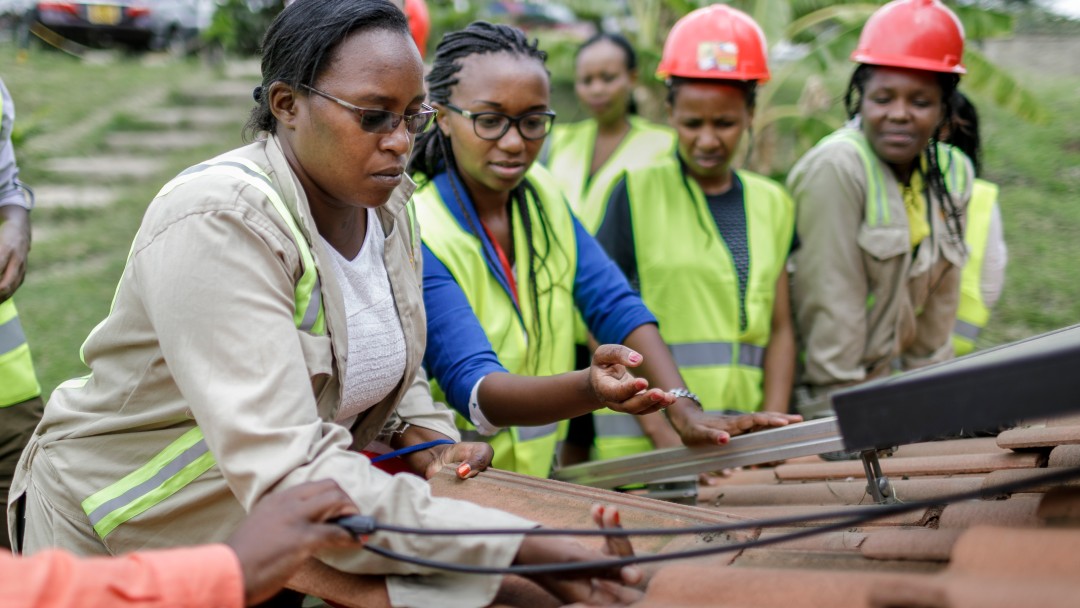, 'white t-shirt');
320,208,407,425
